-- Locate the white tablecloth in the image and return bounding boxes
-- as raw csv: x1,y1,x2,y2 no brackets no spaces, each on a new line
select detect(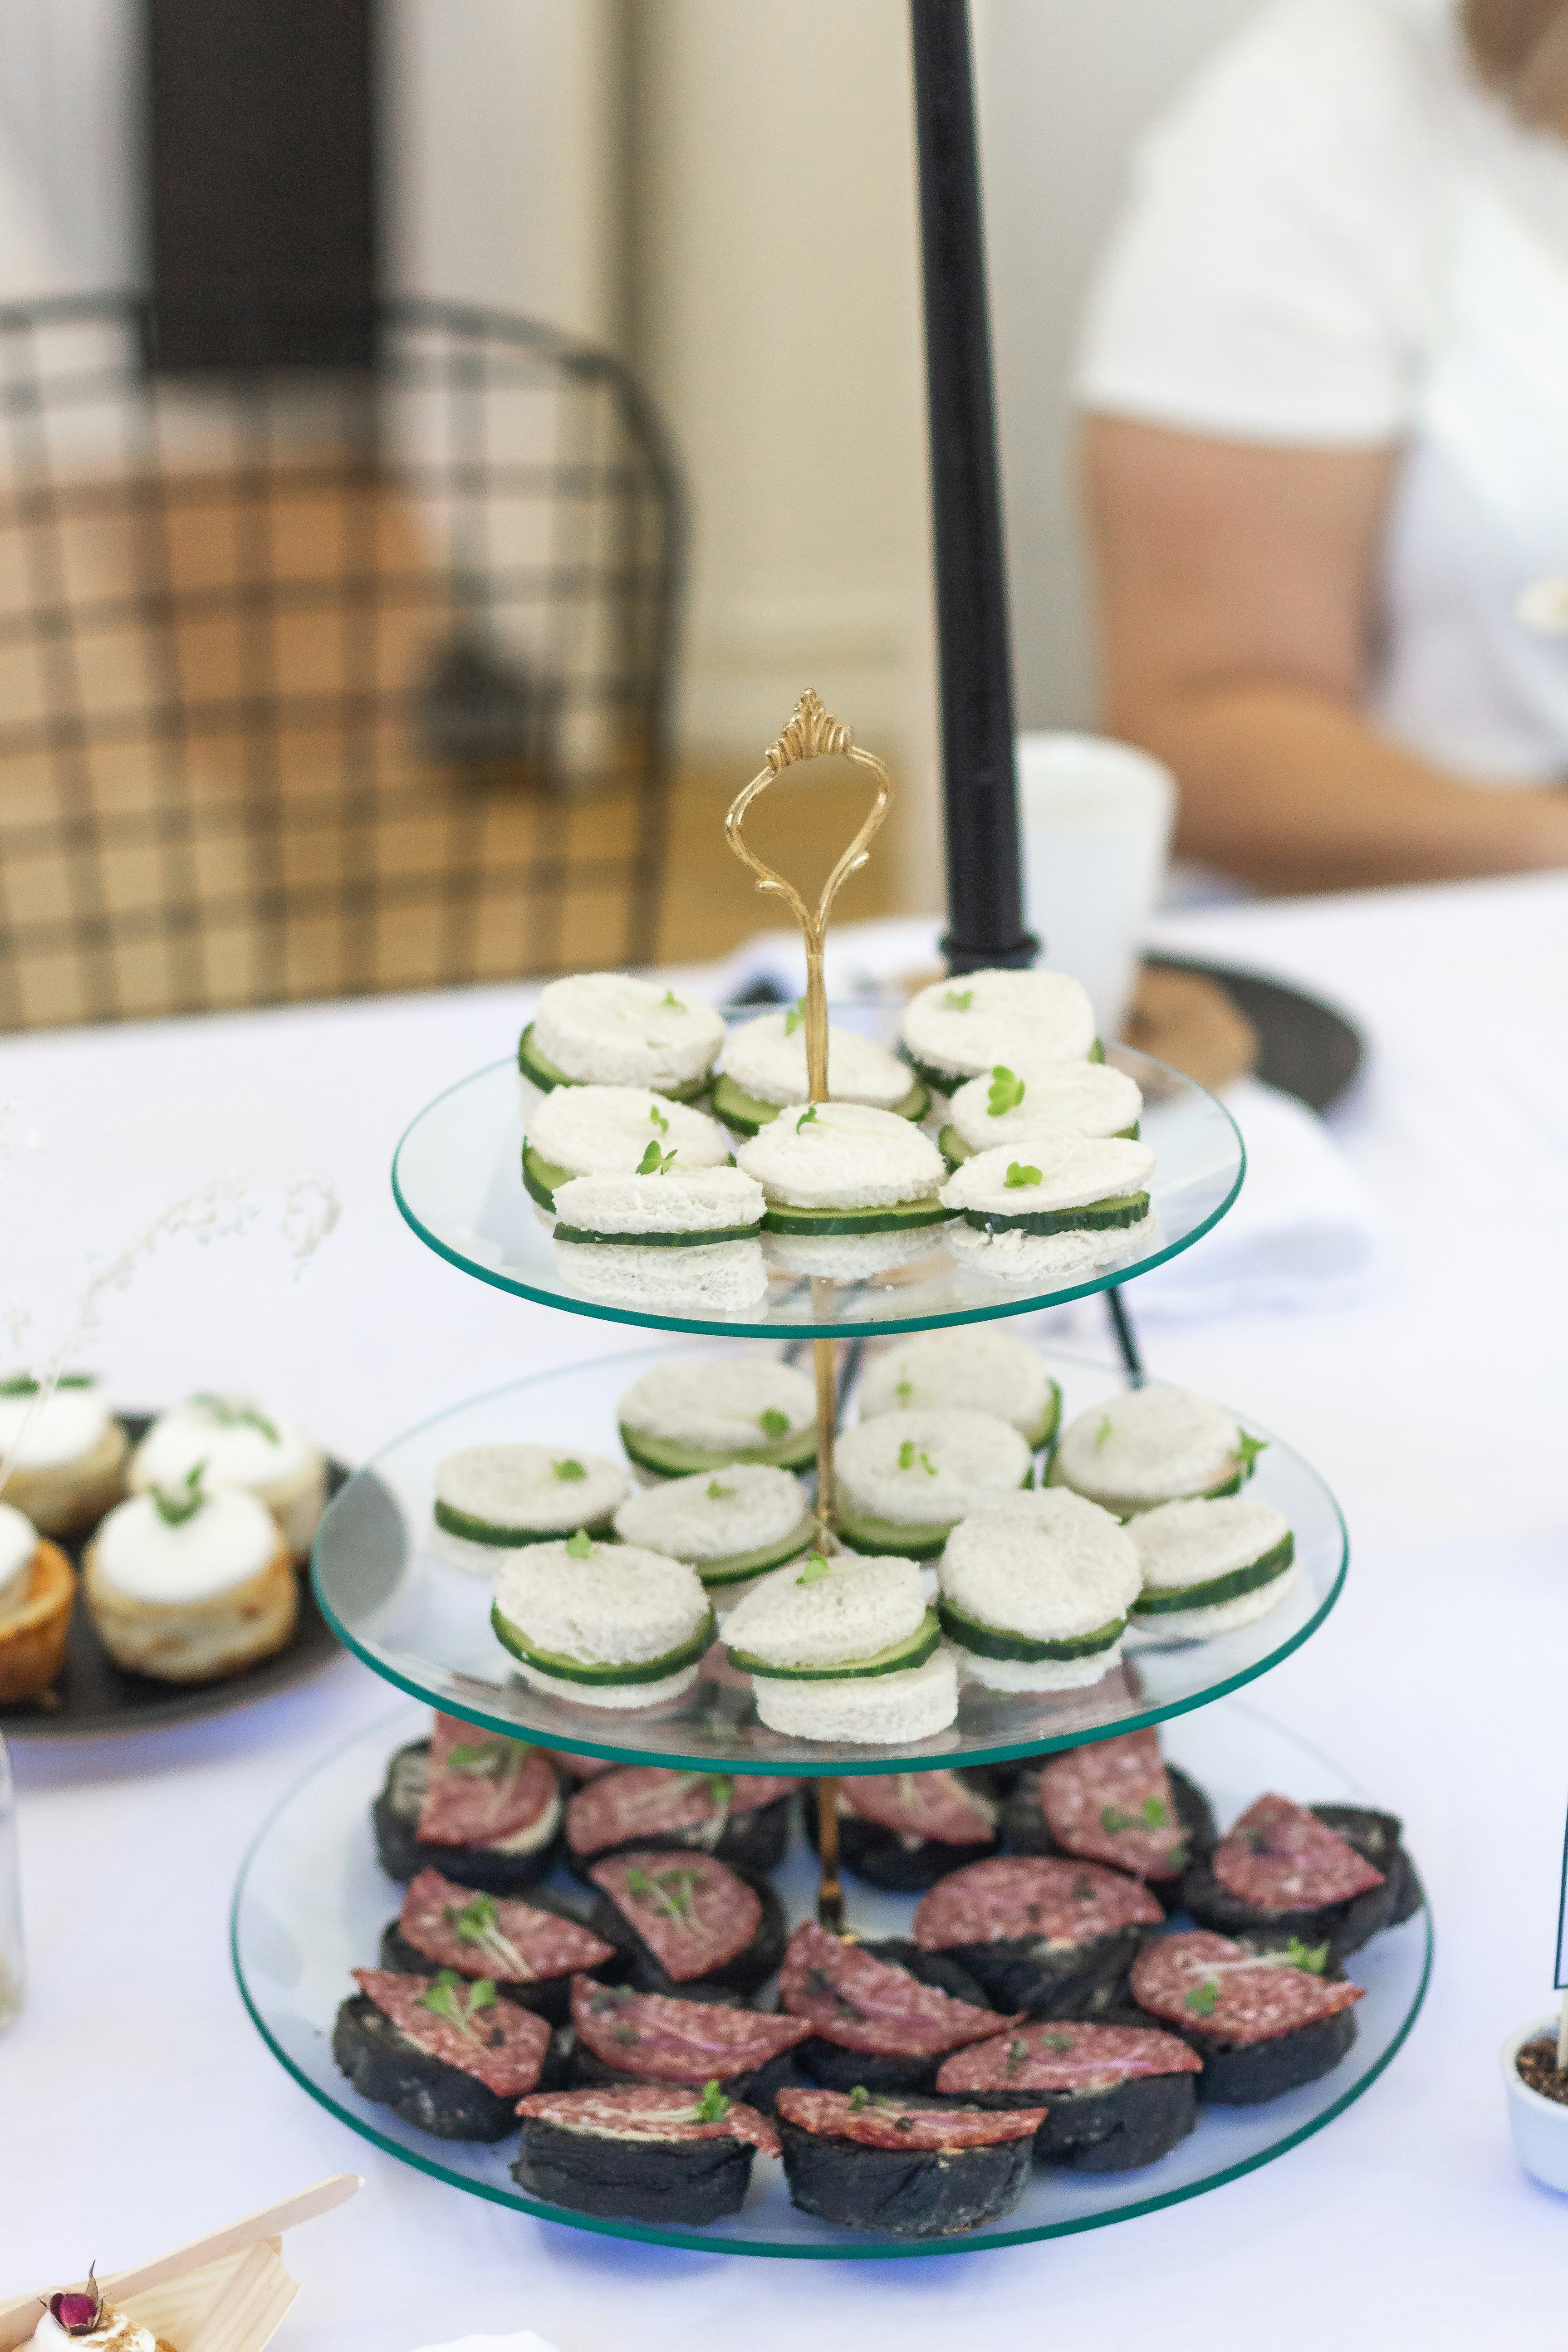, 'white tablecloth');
4,872,1567,2346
